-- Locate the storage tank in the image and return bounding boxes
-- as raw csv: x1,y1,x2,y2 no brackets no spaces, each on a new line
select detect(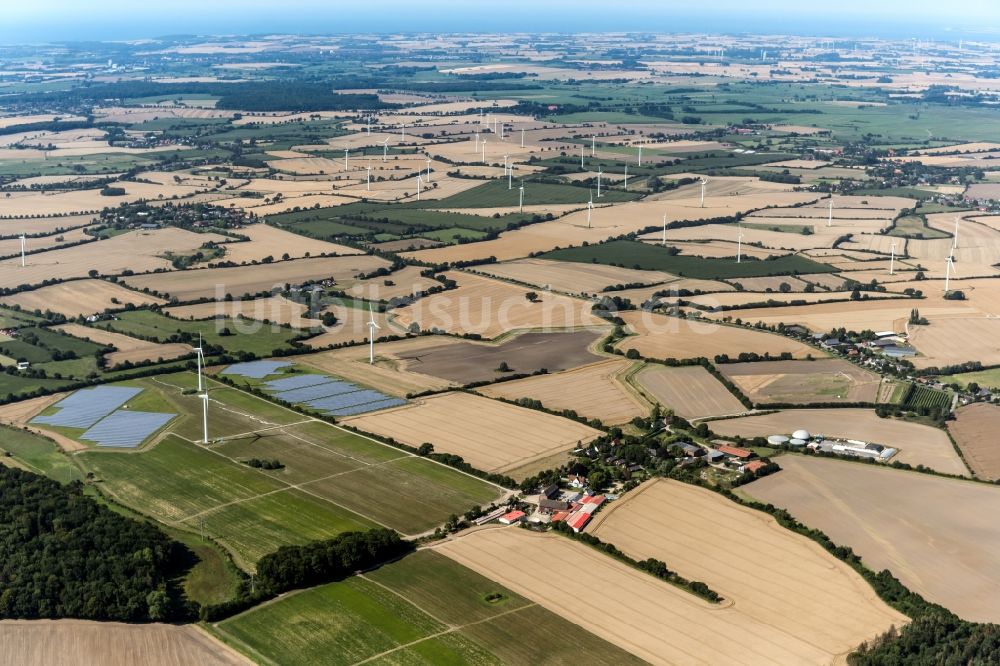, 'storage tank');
792,429,810,440
789,438,807,447
767,435,790,446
